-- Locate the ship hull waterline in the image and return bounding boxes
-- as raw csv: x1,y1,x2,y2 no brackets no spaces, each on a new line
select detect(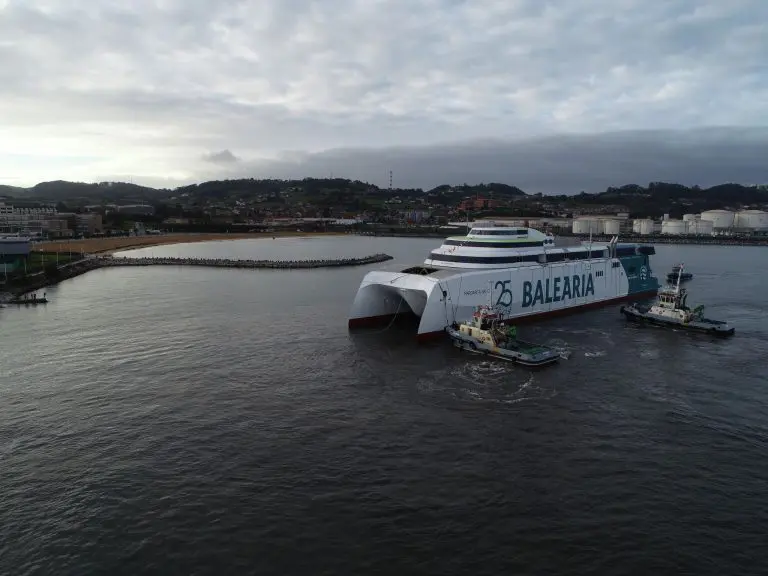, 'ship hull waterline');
348,258,660,342
350,288,659,341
